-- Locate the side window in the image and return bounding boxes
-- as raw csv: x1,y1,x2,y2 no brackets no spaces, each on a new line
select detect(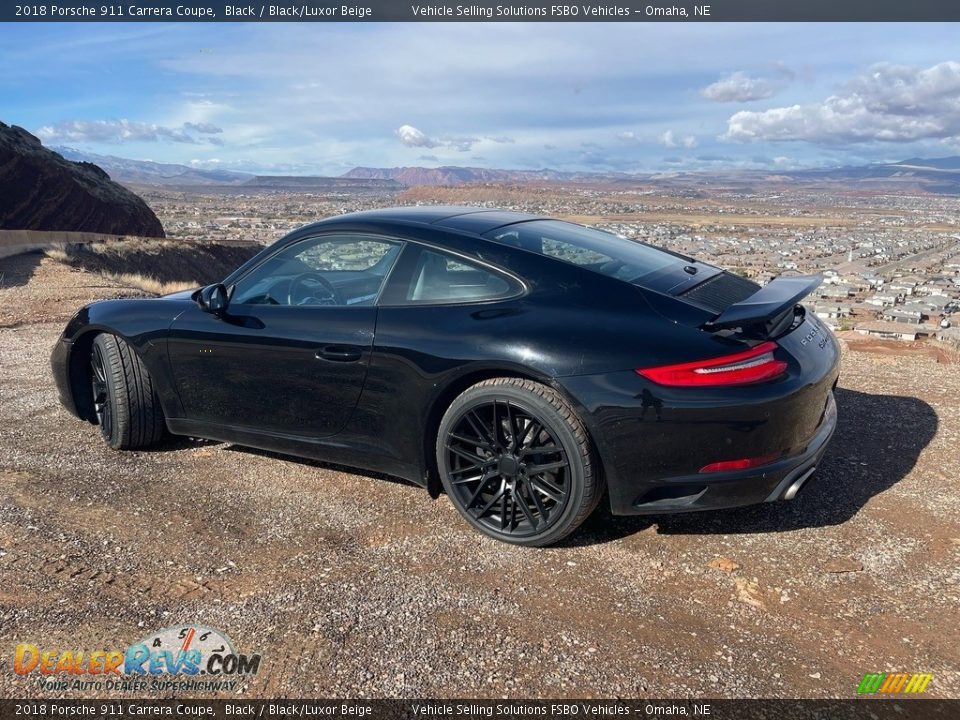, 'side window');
401,248,516,304
231,235,402,307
